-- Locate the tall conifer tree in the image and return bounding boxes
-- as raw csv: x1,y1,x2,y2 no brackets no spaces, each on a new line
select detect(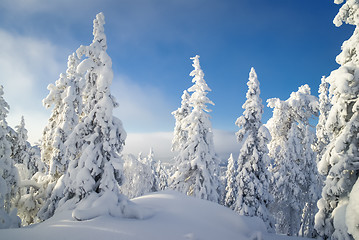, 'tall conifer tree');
233,68,273,230
315,1,359,238
171,55,220,203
